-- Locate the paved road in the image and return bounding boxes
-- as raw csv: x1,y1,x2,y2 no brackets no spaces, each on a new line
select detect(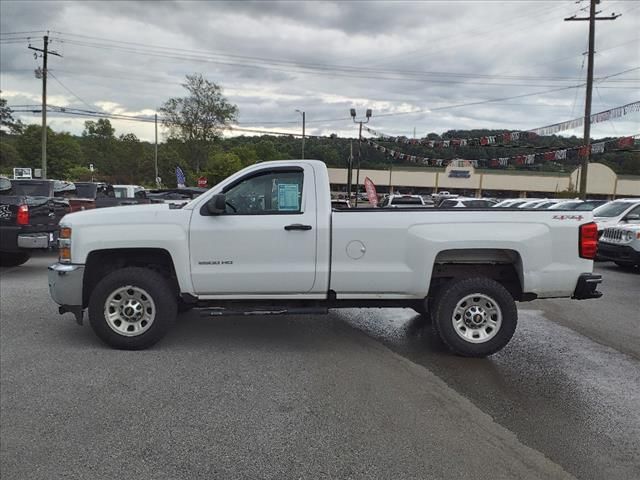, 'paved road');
1,254,638,479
